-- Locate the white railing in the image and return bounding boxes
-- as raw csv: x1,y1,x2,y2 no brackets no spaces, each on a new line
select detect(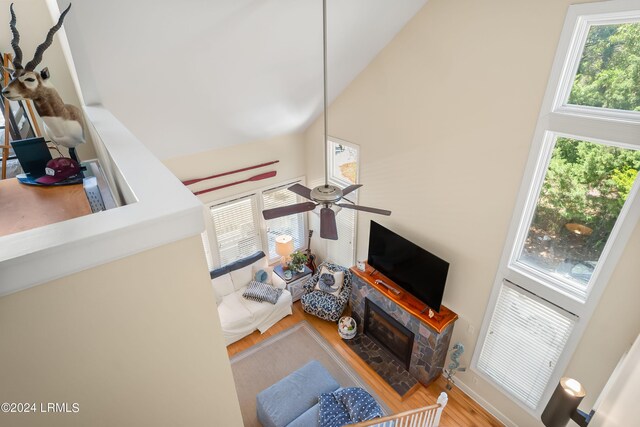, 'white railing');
352,392,448,427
